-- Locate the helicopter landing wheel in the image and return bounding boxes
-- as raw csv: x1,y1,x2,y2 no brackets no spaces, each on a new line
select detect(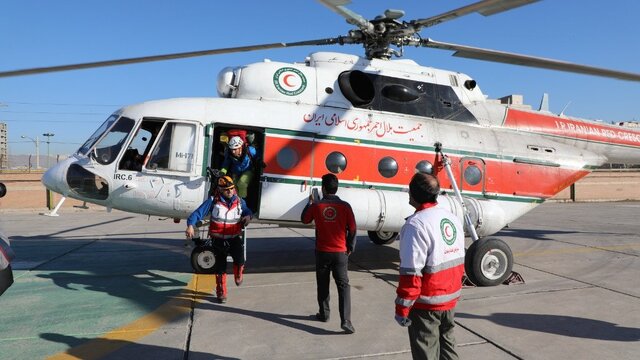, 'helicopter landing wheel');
191,246,216,274
367,230,398,245
465,237,513,287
